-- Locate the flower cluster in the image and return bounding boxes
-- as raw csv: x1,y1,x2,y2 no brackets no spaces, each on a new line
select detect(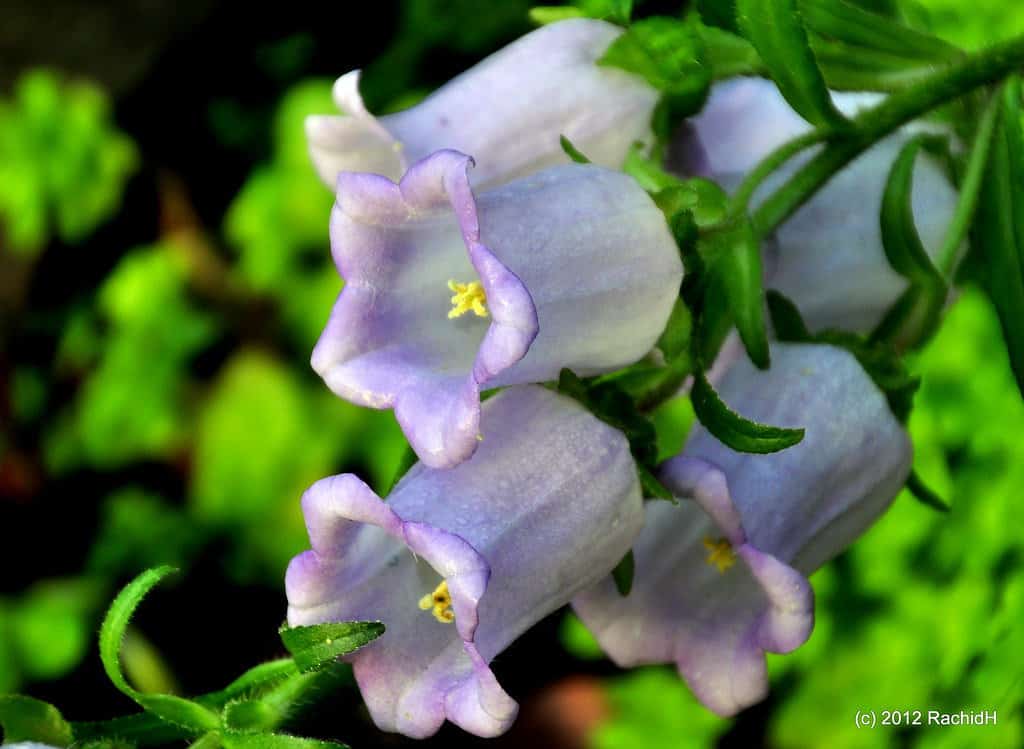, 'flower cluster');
287,19,934,739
